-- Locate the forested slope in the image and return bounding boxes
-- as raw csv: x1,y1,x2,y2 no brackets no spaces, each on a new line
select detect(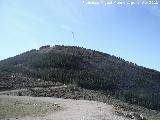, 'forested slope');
0,45,160,110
